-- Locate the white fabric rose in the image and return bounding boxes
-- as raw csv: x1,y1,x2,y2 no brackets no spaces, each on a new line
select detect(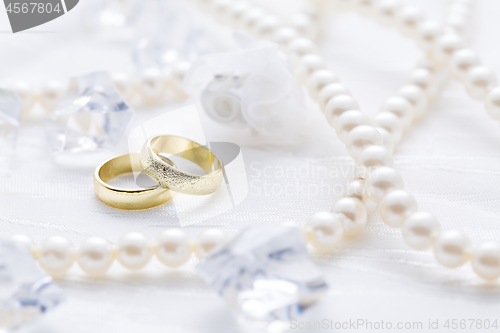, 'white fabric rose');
184,31,306,140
